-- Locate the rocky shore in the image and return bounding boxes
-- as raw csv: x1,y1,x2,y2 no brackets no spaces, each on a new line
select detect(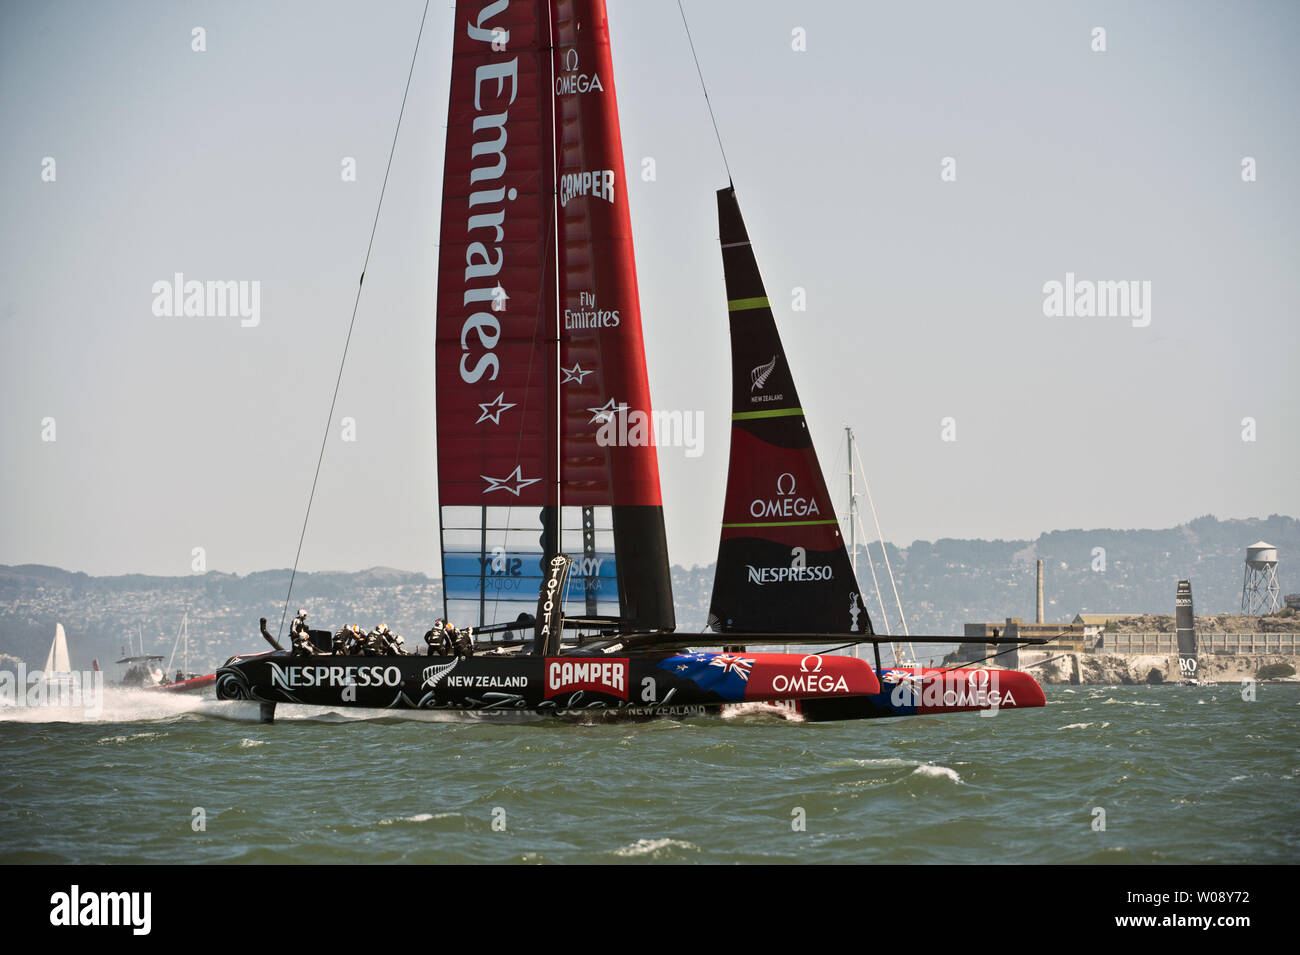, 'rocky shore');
1020,649,1298,685
1082,608,1300,634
